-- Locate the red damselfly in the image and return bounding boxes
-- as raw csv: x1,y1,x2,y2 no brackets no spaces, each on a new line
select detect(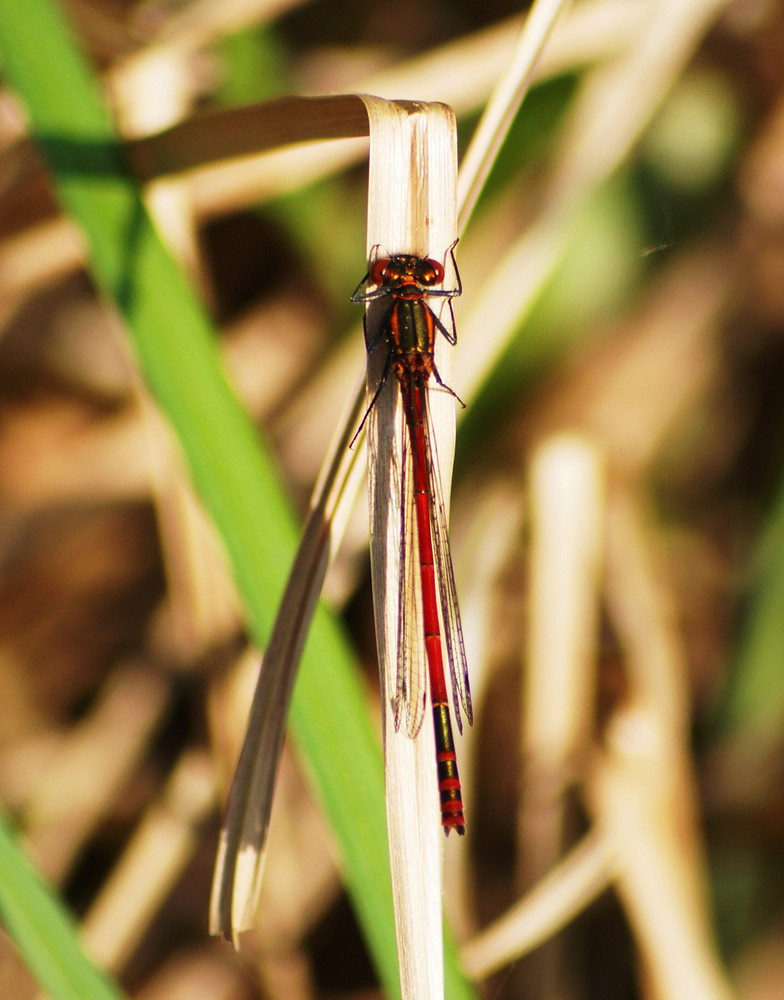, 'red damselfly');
352,246,473,834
